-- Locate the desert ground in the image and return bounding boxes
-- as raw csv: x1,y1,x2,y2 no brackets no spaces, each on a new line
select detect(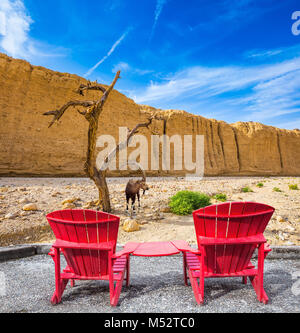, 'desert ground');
0,176,299,247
